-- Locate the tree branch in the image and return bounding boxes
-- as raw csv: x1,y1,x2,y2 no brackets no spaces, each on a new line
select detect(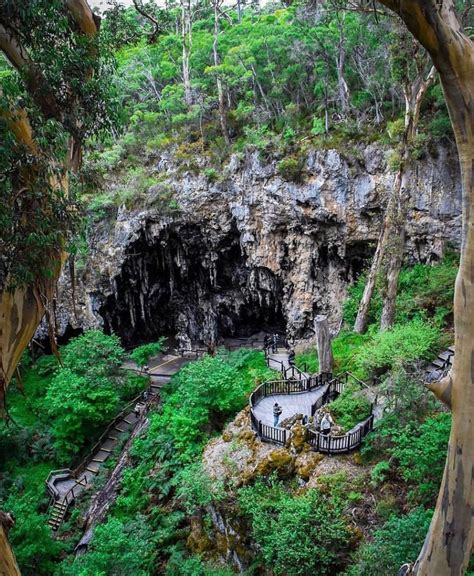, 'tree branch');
0,23,64,123
65,0,100,35
132,0,162,41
